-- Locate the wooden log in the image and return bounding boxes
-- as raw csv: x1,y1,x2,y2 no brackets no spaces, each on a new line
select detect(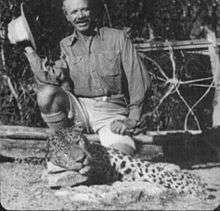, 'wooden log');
0,126,219,166
206,28,220,127
0,125,101,142
135,38,220,52
0,125,200,160
0,125,202,142
0,138,47,158
0,125,49,139
0,137,163,161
